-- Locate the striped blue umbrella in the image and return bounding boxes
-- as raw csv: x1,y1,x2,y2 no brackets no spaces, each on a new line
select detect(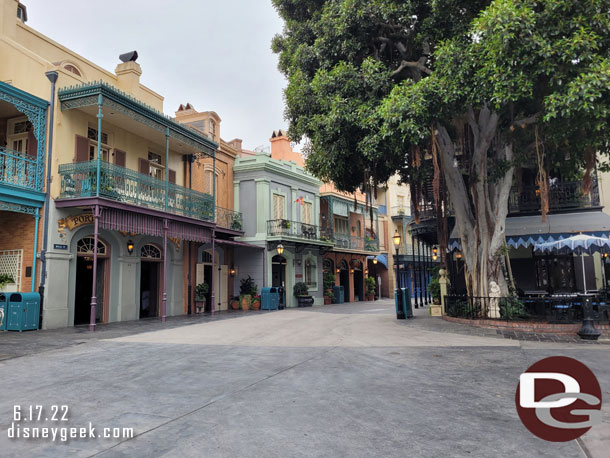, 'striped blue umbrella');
534,234,610,293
